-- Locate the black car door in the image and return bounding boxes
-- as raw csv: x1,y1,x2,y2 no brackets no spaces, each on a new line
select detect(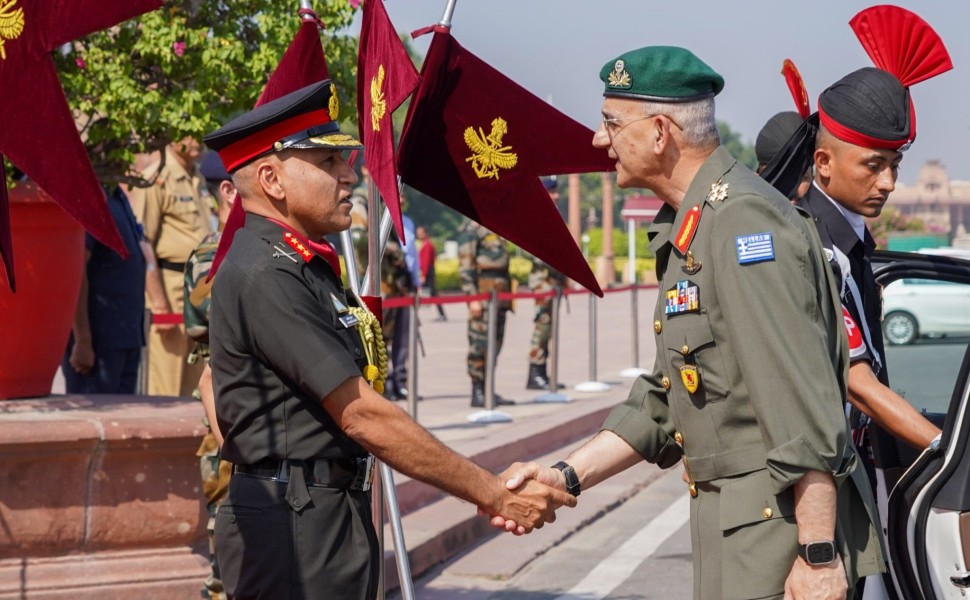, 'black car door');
871,250,970,600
